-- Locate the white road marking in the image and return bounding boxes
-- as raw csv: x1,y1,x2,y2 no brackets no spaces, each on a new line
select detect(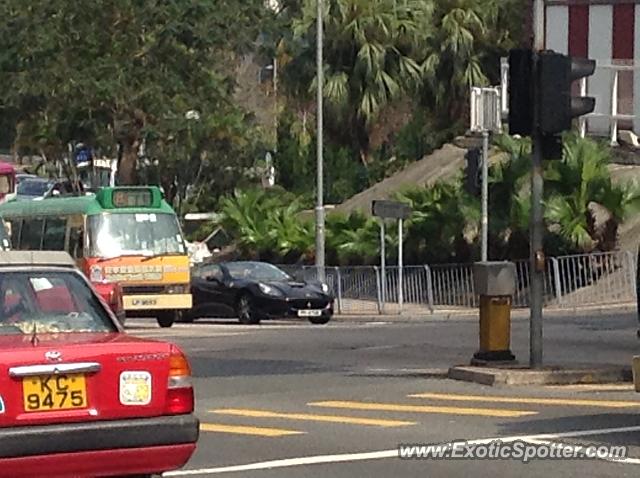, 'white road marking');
164,424,640,476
